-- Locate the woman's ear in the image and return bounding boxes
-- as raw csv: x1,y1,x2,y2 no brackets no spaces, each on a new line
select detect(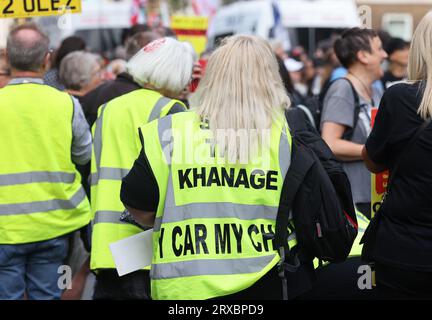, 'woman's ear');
356,50,369,65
